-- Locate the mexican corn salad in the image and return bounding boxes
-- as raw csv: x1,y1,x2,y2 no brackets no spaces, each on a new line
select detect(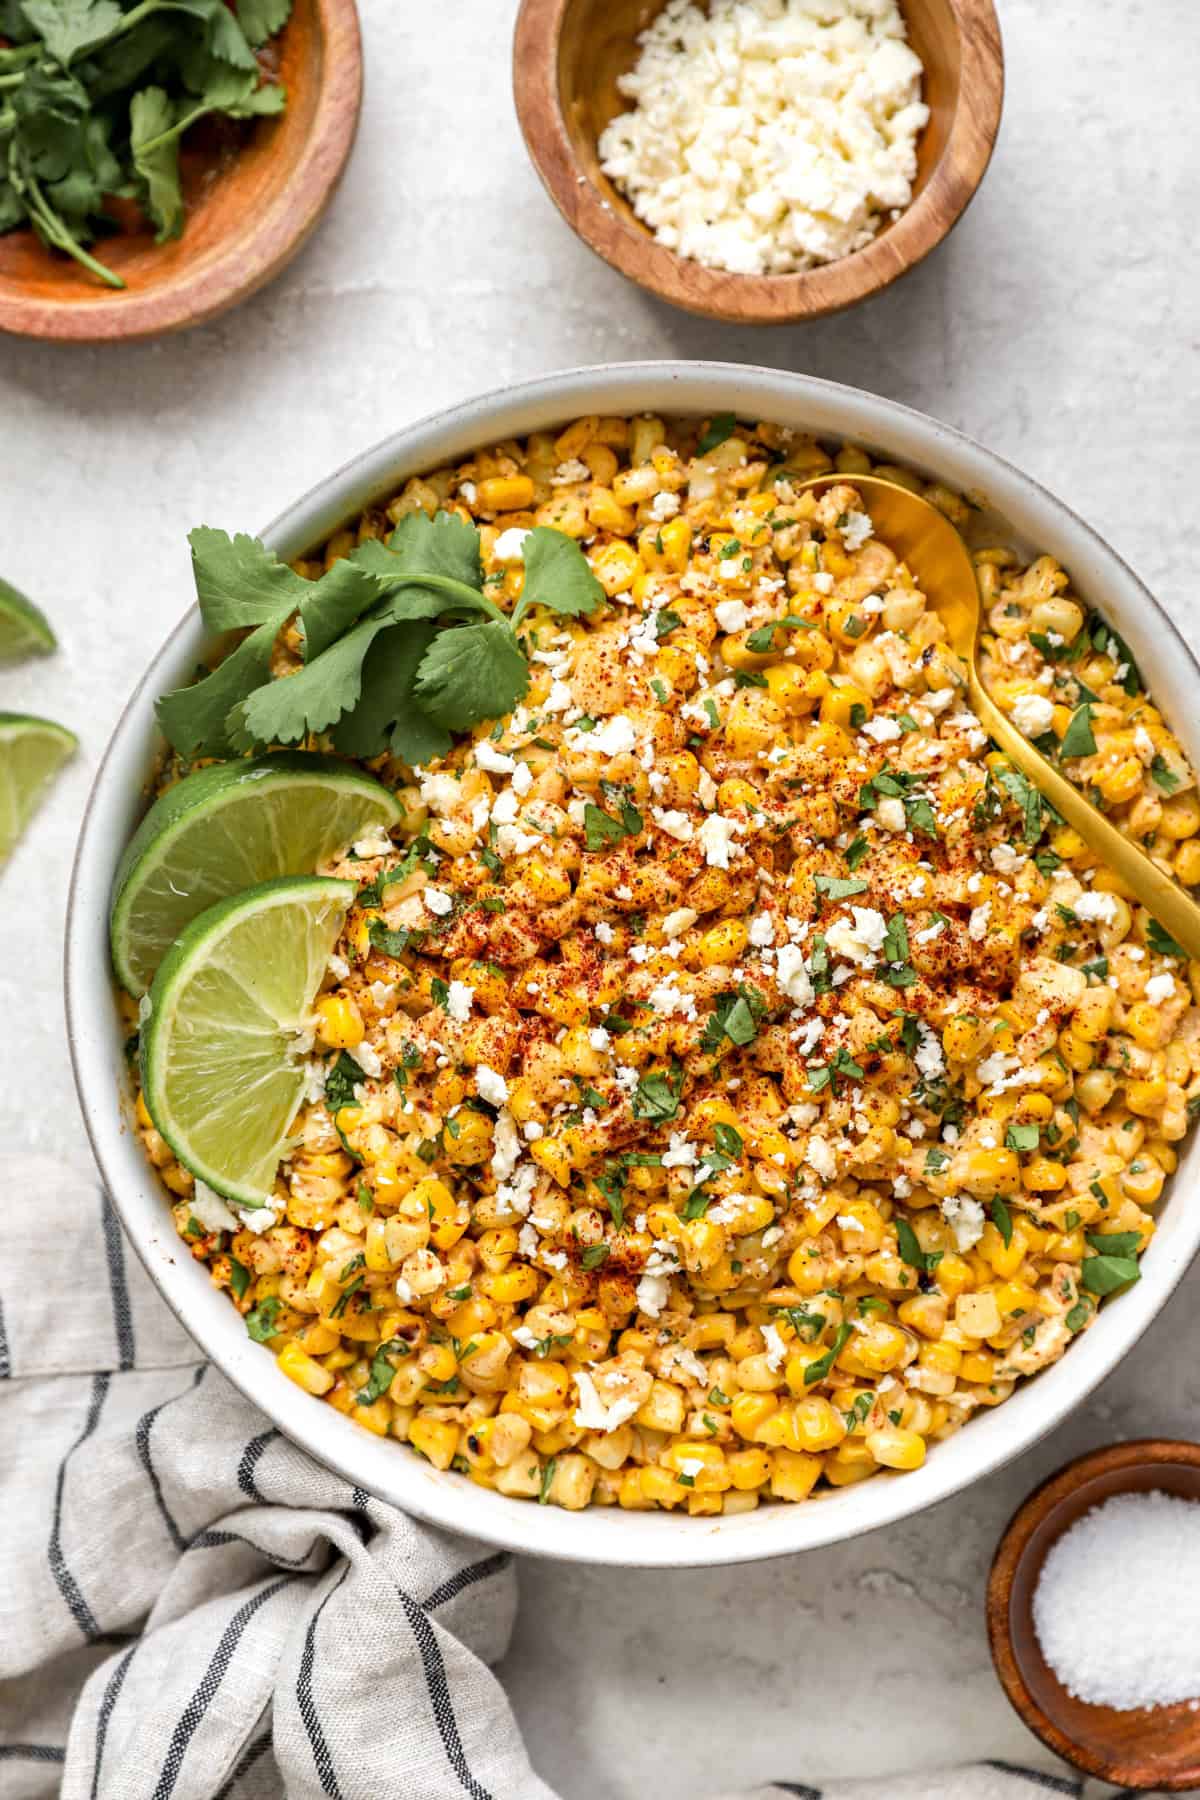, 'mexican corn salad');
128,414,1200,1514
